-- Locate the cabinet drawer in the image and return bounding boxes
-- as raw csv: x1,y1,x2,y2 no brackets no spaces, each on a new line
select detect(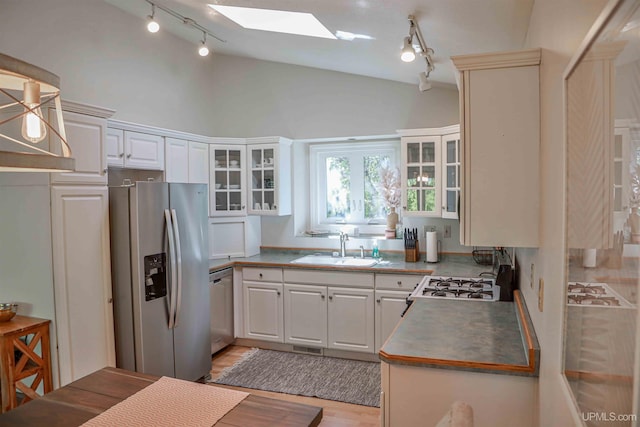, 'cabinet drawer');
243,267,283,282
375,273,423,291
284,269,374,288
